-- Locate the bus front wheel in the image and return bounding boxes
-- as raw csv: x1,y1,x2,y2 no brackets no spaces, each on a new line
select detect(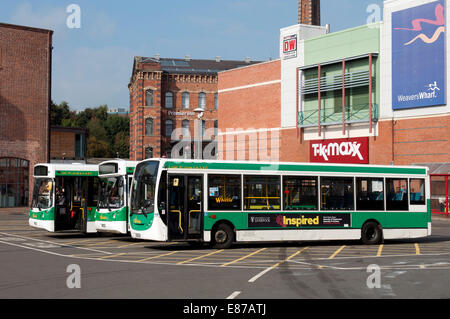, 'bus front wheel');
361,221,383,245
212,223,234,249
